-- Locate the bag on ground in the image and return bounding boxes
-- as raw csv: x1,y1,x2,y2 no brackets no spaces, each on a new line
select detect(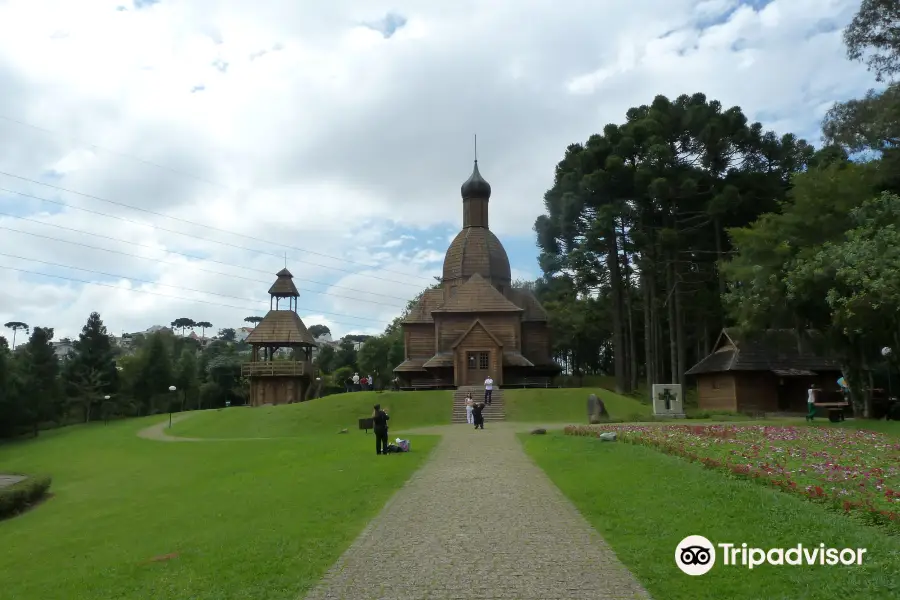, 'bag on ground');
395,438,410,452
